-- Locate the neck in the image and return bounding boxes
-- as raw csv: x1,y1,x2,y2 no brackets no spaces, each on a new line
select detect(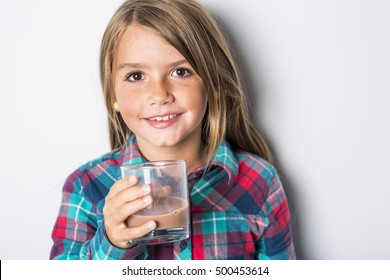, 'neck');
137,137,206,174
